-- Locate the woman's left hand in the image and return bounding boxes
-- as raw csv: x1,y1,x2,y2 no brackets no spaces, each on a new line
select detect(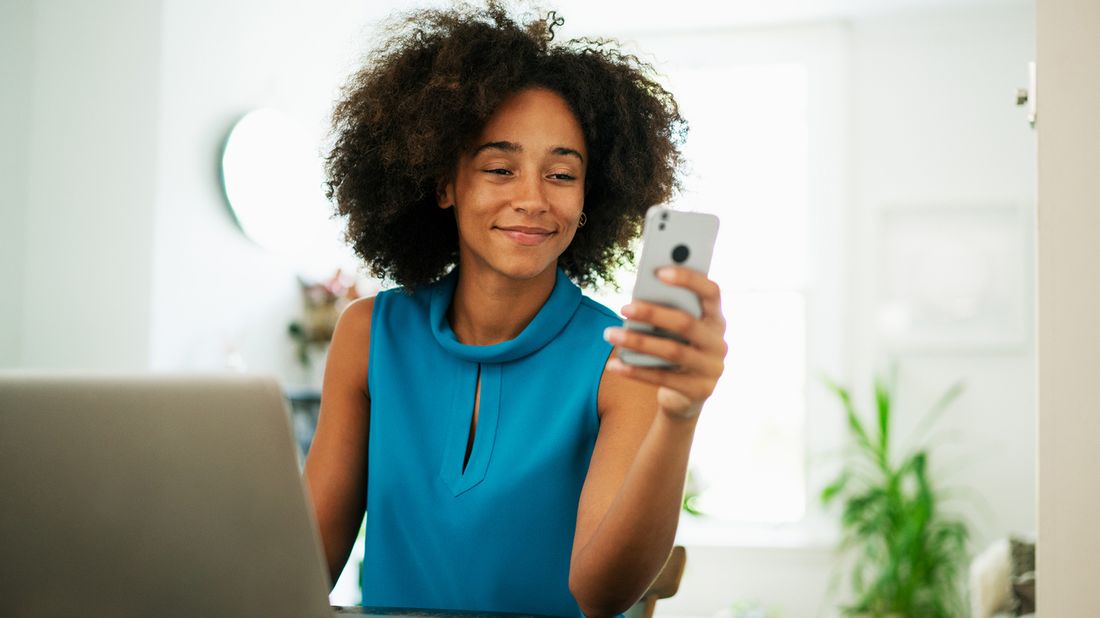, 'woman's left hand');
603,266,727,420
